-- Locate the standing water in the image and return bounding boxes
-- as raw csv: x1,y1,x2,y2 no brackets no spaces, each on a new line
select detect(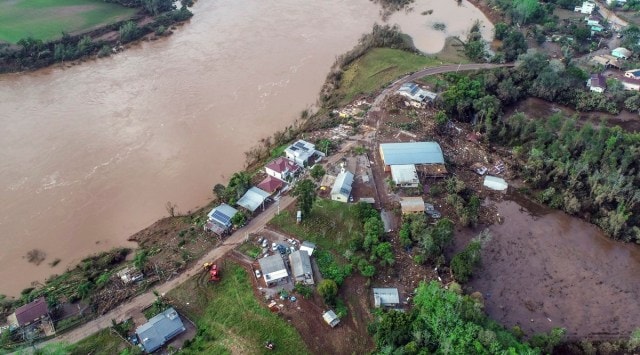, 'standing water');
0,0,492,297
